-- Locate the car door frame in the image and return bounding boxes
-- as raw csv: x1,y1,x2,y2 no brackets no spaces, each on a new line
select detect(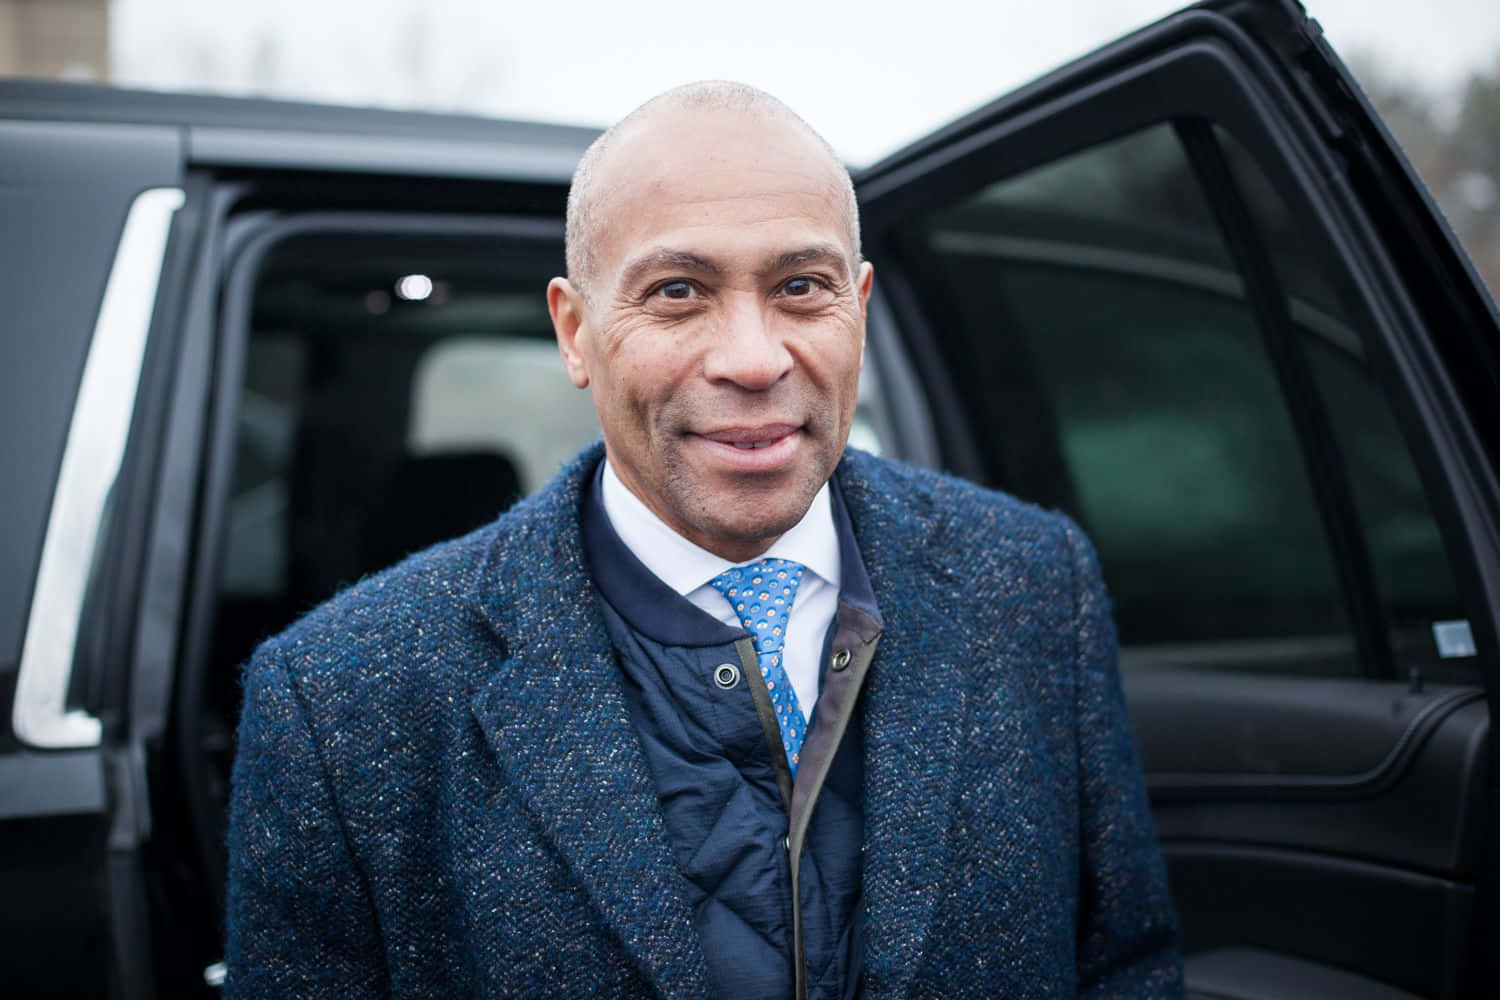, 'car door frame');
128,125,593,992
853,0,1500,995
